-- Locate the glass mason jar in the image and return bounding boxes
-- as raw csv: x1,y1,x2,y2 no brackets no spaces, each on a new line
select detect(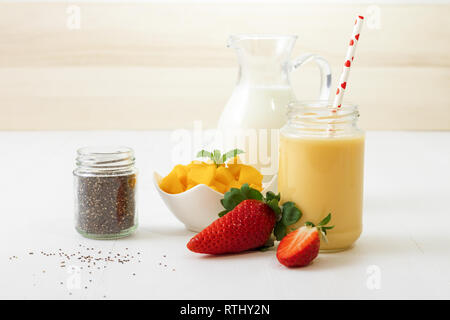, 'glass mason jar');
278,101,365,252
73,146,138,239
